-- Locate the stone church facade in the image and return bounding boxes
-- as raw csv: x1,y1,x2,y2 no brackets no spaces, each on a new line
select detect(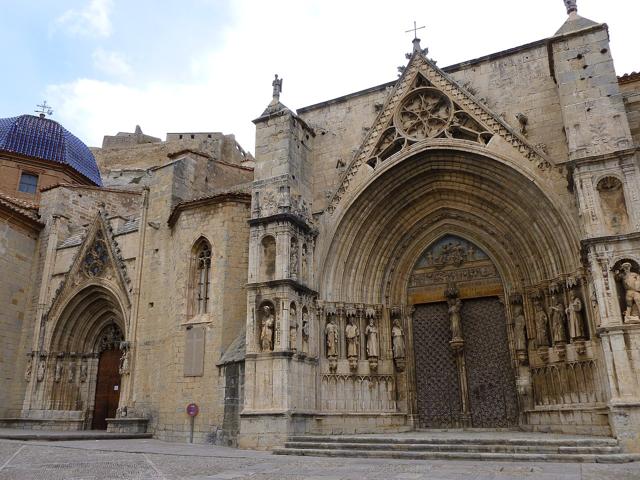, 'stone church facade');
3,3,640,452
